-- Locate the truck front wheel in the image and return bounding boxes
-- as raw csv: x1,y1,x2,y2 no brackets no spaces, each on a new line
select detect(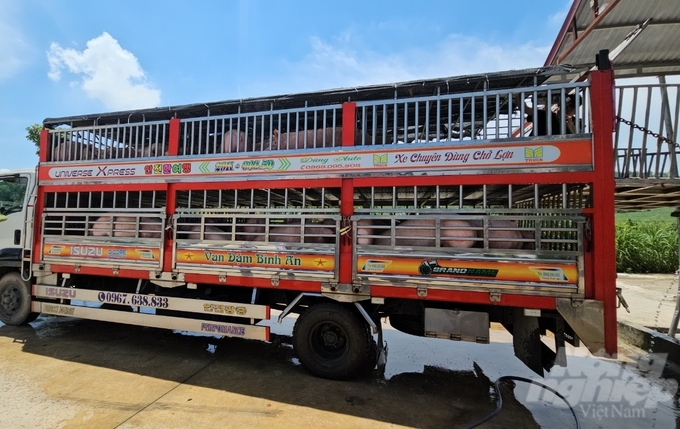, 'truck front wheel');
293,303,371,380
0,272,38,325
